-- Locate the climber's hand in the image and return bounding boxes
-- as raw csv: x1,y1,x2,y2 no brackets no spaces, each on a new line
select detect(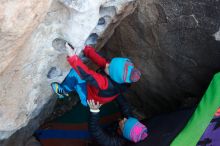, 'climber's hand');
87,100,102,113
65,42,76,57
